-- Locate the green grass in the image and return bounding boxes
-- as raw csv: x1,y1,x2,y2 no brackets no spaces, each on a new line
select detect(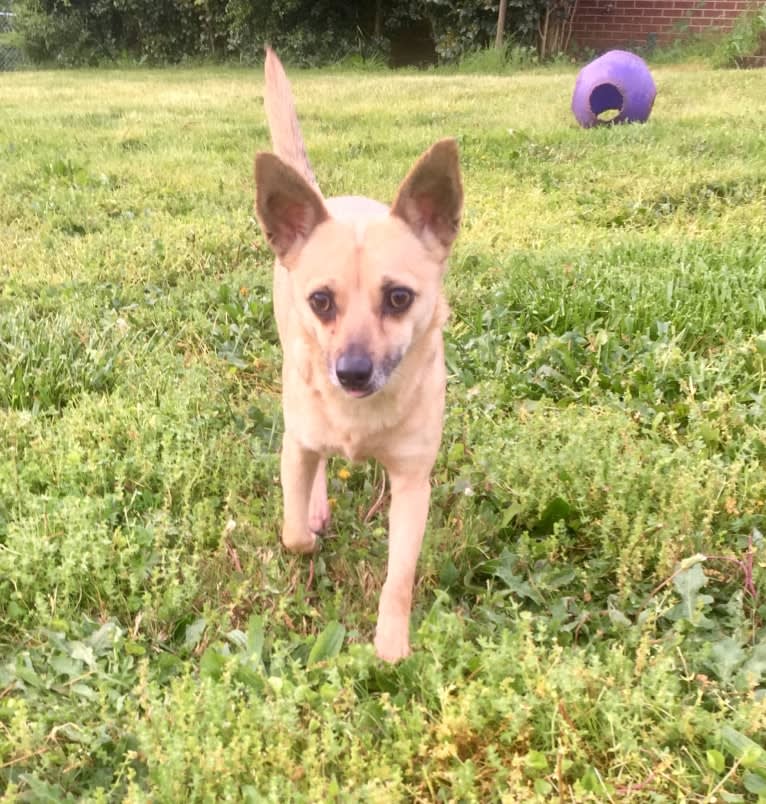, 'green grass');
1,63,765,801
